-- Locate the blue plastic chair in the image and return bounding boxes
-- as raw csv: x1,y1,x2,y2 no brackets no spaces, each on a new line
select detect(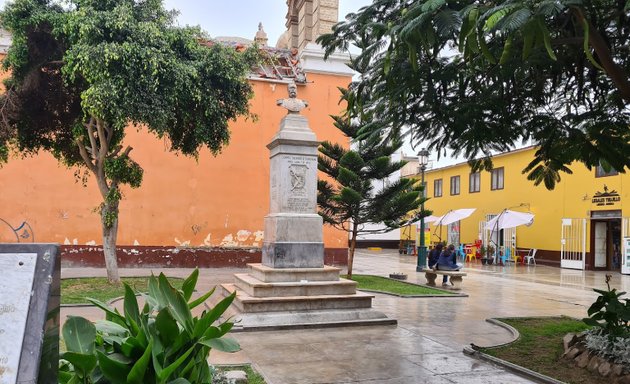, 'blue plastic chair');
456,244,465,263
501,247,511,265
